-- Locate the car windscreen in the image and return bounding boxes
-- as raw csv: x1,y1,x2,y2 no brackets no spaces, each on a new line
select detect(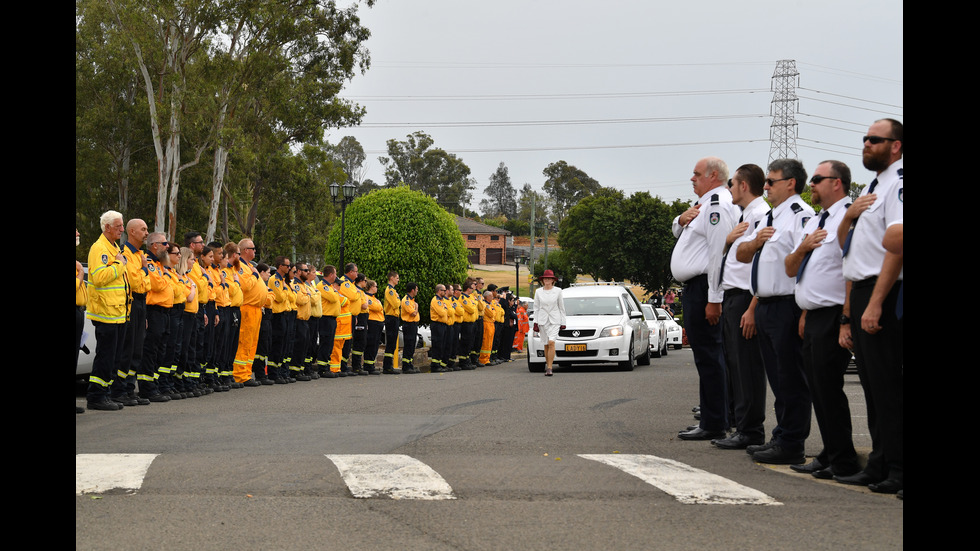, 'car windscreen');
564,297,622,316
